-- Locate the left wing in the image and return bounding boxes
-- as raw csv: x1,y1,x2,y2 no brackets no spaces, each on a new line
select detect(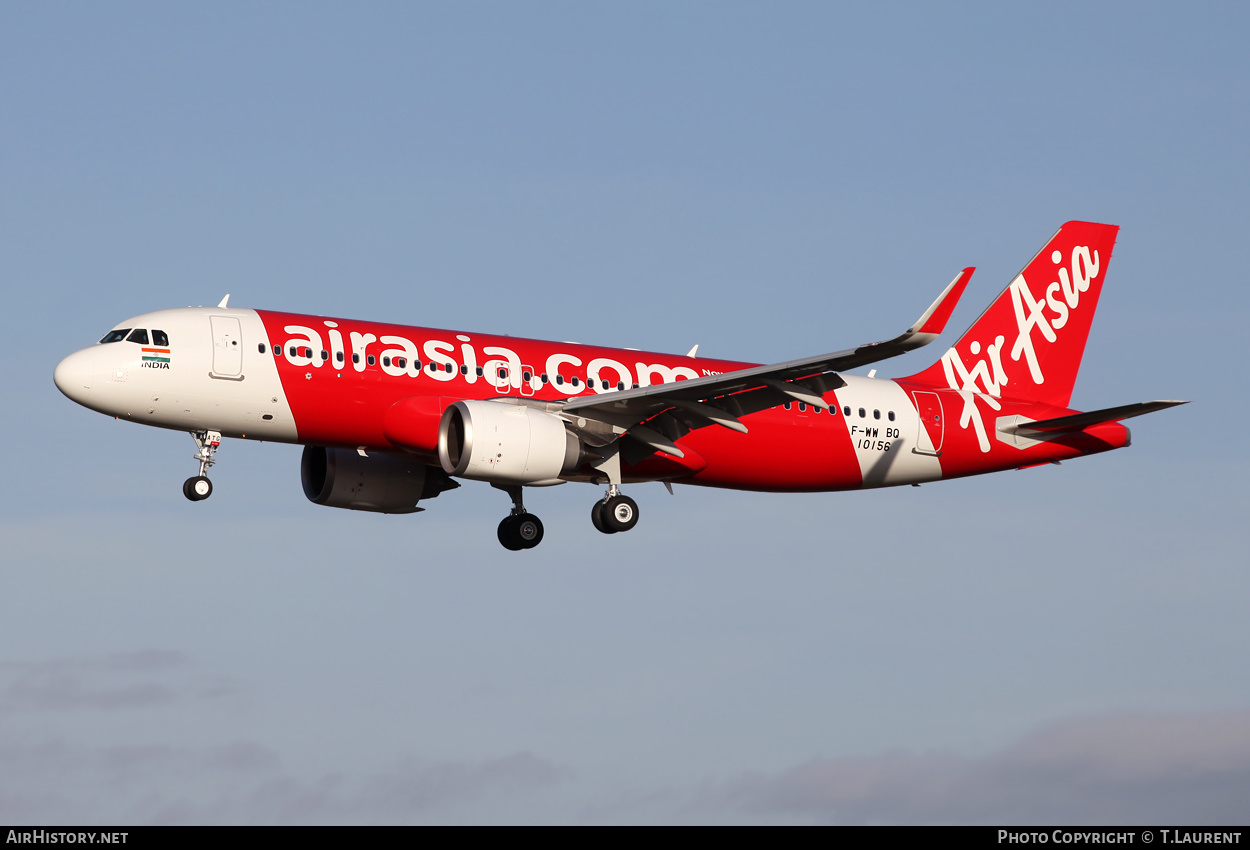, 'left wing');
560,268,974,457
